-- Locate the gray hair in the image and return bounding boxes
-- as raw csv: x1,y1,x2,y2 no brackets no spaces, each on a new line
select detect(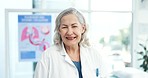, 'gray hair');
53,8,90,47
